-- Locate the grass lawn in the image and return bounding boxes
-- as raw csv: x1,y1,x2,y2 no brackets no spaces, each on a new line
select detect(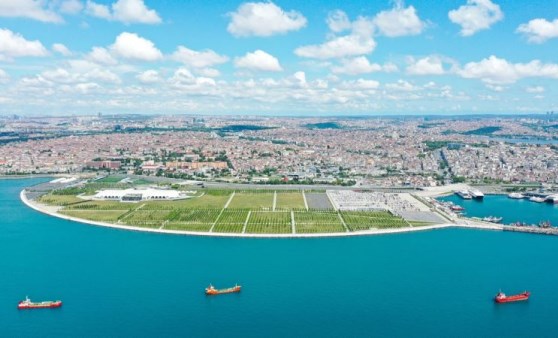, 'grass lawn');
275,192,306,210
228,193,274,209
39,194,85,206
142,194,230,209
60,210,128,222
